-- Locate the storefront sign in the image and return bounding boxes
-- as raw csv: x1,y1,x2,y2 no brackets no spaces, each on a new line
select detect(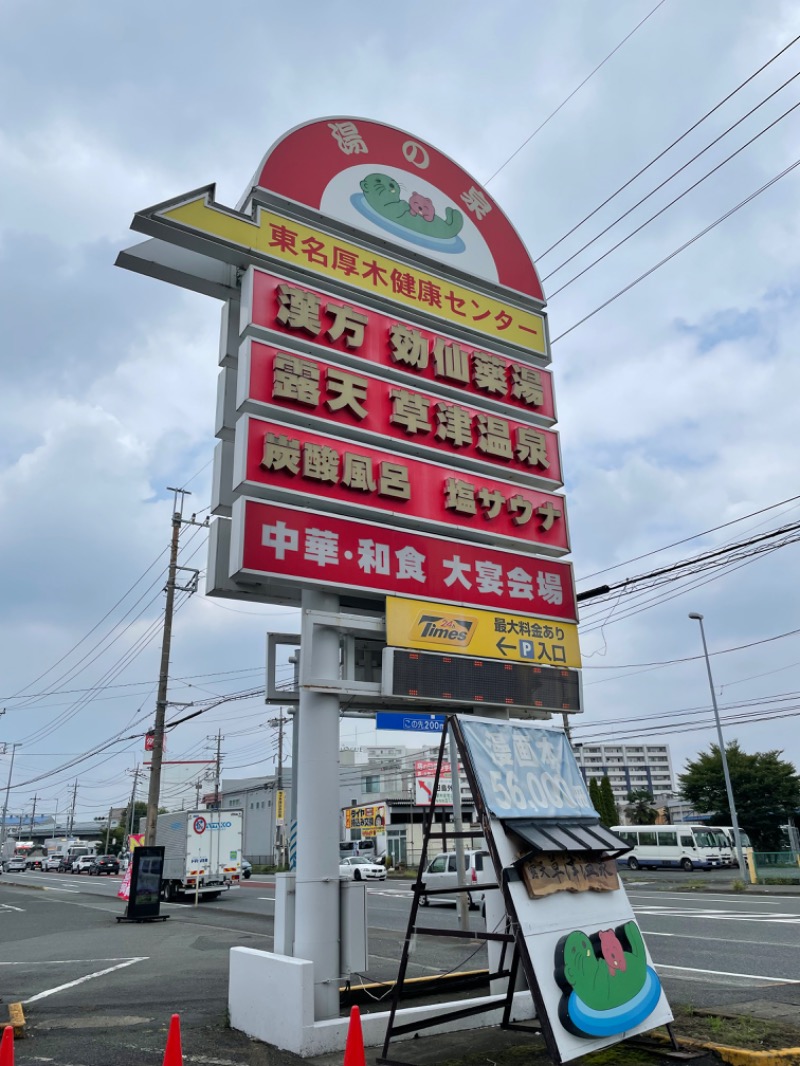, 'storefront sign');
344,803,386,834
233,496,578,620
386,596,581,667
238,339,560,486
242,270,555,412
519,853,620,898
233,414,568,554
160,197,547,352
246,118,545,301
